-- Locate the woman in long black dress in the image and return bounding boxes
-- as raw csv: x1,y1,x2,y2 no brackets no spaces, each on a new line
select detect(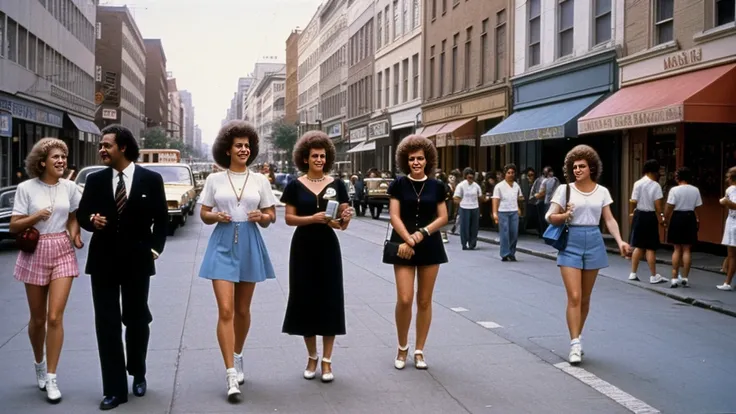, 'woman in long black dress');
281,131,352,383
384,135,448,370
